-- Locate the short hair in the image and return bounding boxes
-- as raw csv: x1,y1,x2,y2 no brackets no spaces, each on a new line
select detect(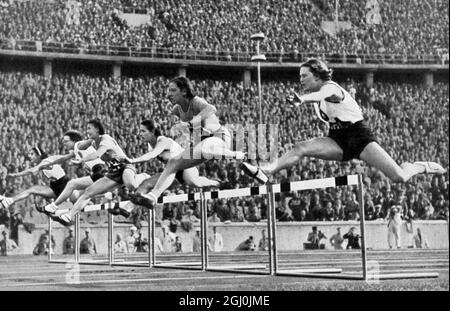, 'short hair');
170,76,196,99
31,143,48,160
64,130,83,142
141,119,162,137
300,58,333,81
88,119,105,135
